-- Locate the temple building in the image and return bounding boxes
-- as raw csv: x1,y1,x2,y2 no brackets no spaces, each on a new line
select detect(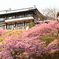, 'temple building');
0,6,45,30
